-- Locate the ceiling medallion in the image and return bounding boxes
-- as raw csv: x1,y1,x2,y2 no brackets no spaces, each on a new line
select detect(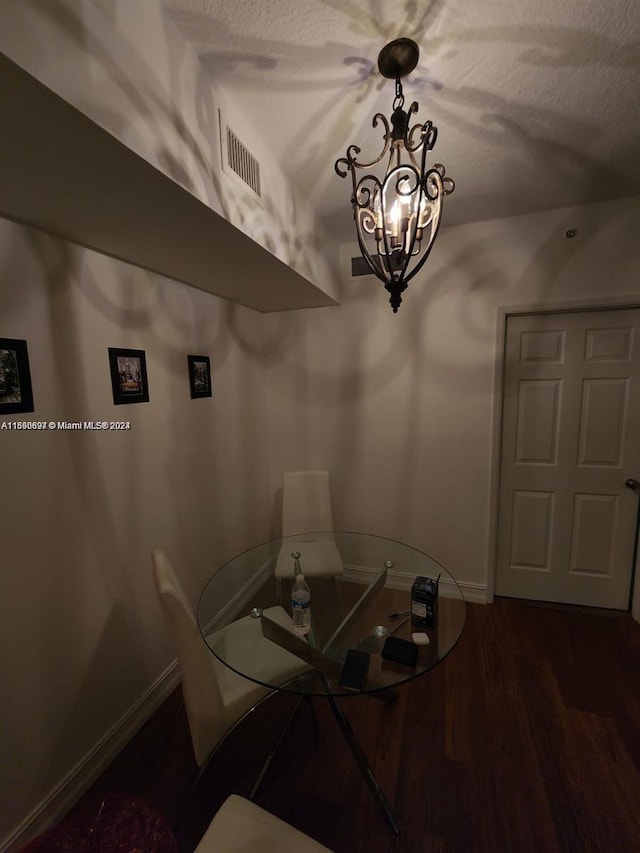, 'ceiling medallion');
335,38,455,313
